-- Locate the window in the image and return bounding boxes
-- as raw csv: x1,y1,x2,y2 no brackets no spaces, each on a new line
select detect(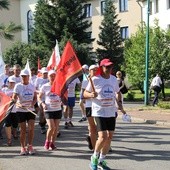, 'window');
167,0,170,9
155,0,159,13
101,1,106,15
149,2,152,15
119,0,128,12
120,27,129,39
84,4,92,18
27,10,34,43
